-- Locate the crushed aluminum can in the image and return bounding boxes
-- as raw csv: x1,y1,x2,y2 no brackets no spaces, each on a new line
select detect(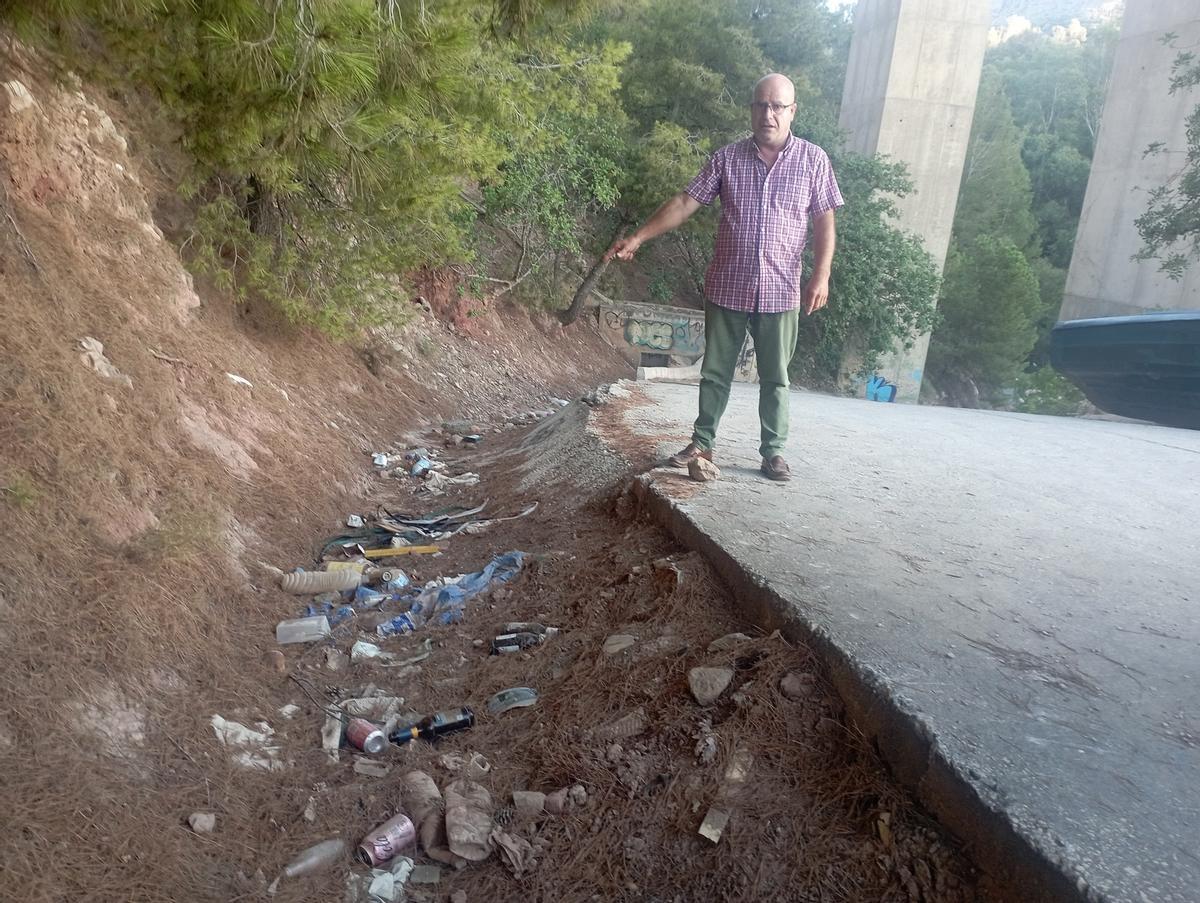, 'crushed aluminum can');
345,718,386,755
357,812,416,866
